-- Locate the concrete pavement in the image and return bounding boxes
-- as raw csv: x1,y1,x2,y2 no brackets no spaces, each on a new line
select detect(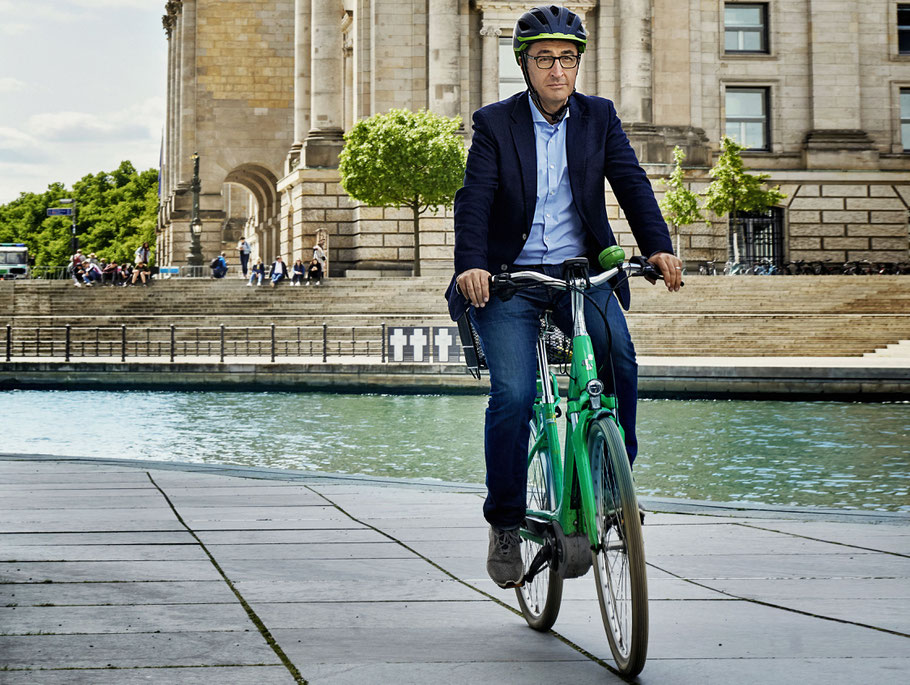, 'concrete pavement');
1,456,909,684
